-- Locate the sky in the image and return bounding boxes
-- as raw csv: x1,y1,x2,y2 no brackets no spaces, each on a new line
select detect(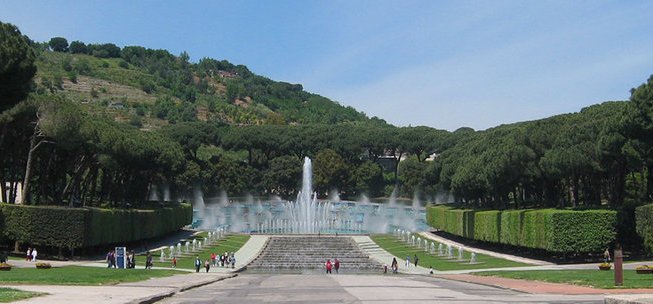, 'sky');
2,0,653,130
